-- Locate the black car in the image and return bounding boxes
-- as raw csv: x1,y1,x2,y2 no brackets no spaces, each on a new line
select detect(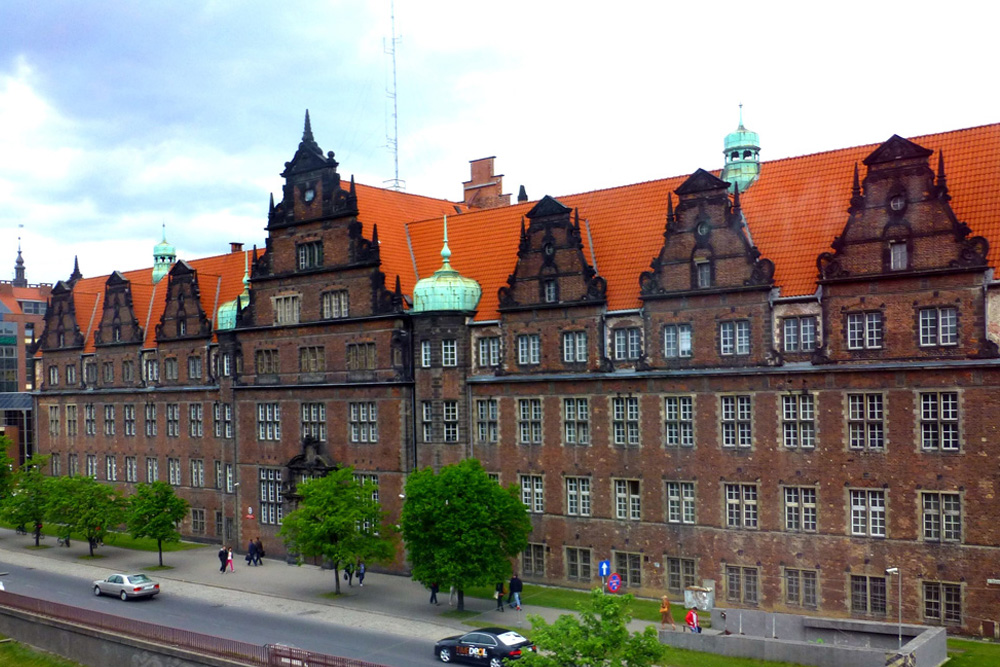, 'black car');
434,627,535,666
